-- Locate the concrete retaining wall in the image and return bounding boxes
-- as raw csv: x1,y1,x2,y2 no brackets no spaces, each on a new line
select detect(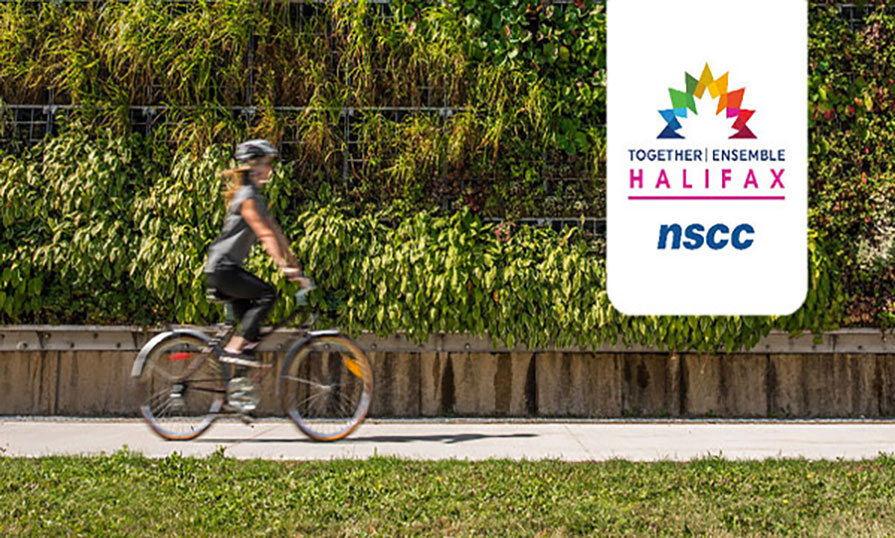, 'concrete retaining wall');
1,327,894,418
